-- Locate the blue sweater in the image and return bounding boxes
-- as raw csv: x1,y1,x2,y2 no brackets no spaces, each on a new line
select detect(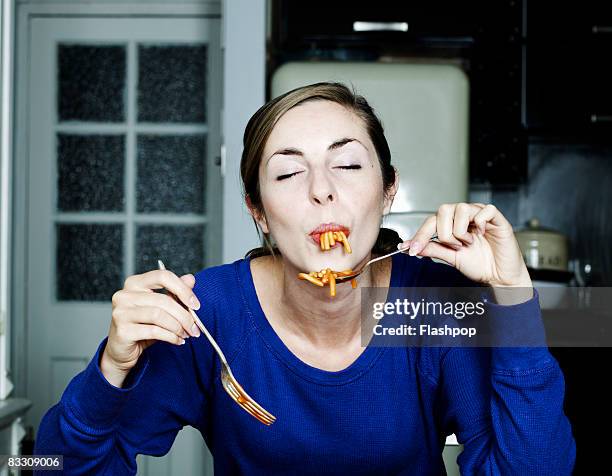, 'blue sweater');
34,252,576,475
